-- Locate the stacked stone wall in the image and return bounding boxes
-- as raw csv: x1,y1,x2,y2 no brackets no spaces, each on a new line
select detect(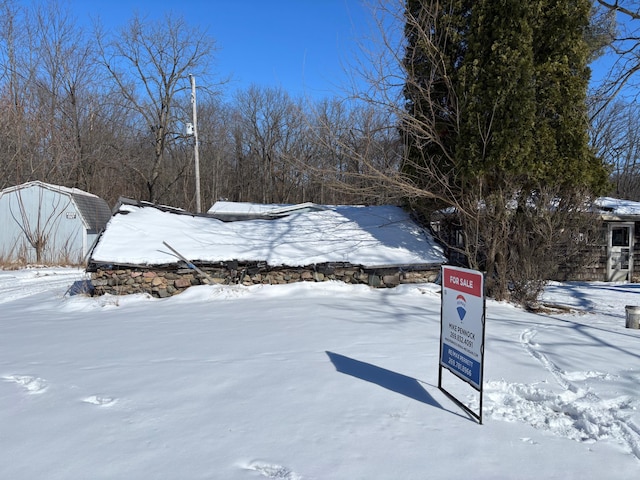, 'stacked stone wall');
90,263,439,297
